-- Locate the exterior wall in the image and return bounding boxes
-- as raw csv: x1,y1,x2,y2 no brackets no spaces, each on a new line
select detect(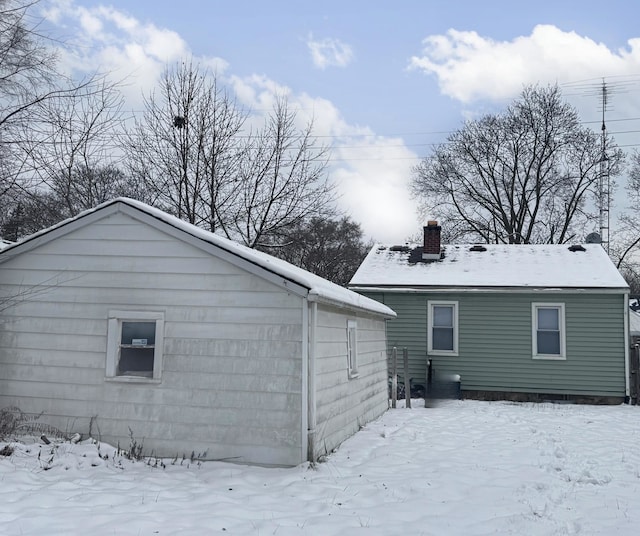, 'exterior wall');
311,305,388,460
361,291,626,398
0,211,305,466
